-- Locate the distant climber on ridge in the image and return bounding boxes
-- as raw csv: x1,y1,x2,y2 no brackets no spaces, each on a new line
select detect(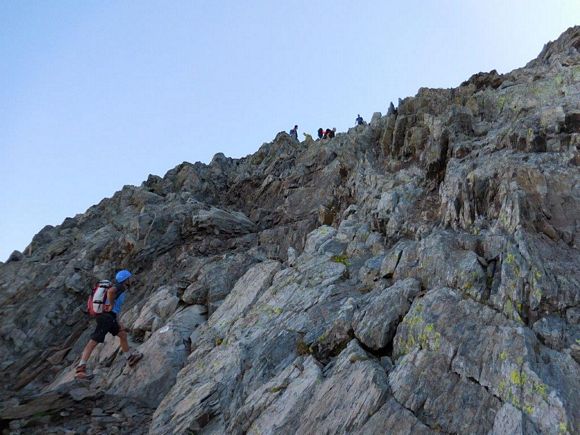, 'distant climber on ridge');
75,270,143,380
324,128,336,139
356,114,364,125
289,125,298,141
317,128,324,140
